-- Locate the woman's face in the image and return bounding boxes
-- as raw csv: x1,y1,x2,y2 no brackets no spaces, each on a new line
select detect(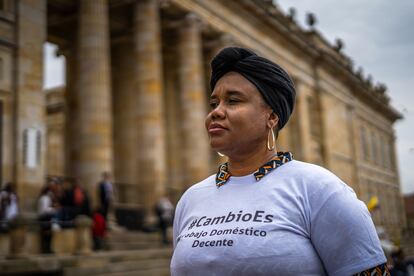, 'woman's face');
205,72,277,156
